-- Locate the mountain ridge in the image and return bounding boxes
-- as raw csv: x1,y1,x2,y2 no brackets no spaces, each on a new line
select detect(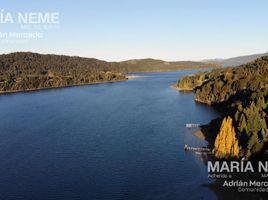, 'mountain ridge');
203,51,268,67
